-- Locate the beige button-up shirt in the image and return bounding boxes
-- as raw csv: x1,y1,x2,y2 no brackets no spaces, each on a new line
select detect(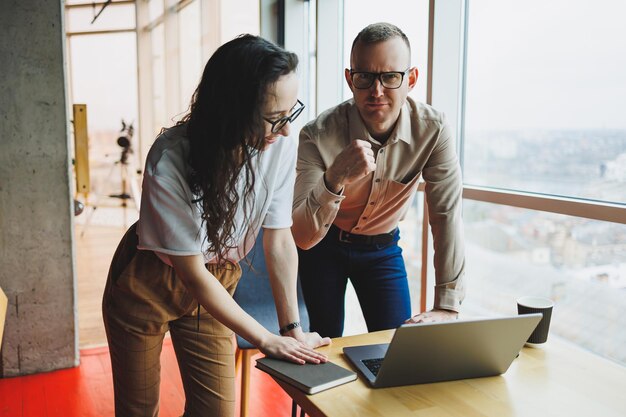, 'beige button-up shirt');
292,97,465,311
